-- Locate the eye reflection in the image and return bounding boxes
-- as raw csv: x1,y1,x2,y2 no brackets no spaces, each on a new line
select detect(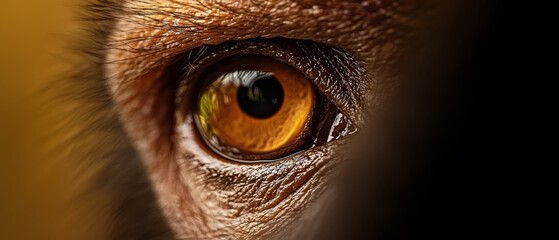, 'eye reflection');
195,56,314,160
